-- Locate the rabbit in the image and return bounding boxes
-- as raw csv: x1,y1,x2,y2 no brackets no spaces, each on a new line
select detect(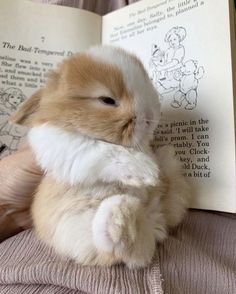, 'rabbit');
11,45,191,268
